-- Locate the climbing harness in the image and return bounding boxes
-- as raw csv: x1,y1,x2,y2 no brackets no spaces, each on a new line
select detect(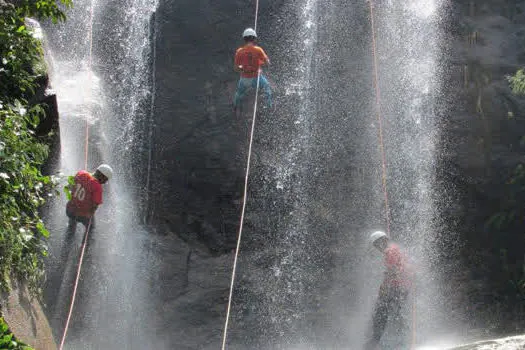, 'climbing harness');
221,1,262,349
58,0,96,348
